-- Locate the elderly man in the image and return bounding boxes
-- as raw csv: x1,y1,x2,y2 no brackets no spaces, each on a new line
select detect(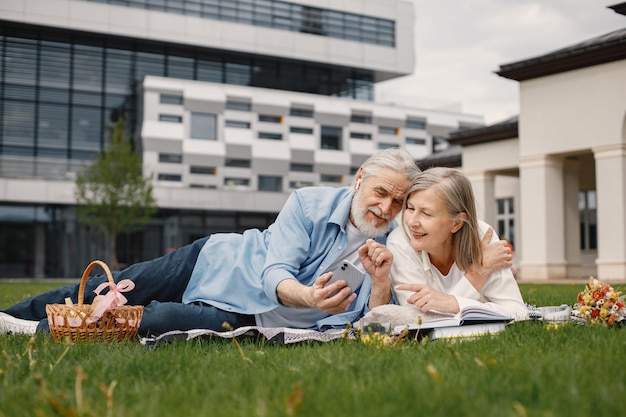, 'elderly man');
1,148,423,336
